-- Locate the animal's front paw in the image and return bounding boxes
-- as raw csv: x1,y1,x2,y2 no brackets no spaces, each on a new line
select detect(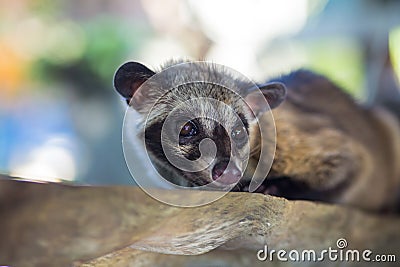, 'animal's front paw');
311,152,356,191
